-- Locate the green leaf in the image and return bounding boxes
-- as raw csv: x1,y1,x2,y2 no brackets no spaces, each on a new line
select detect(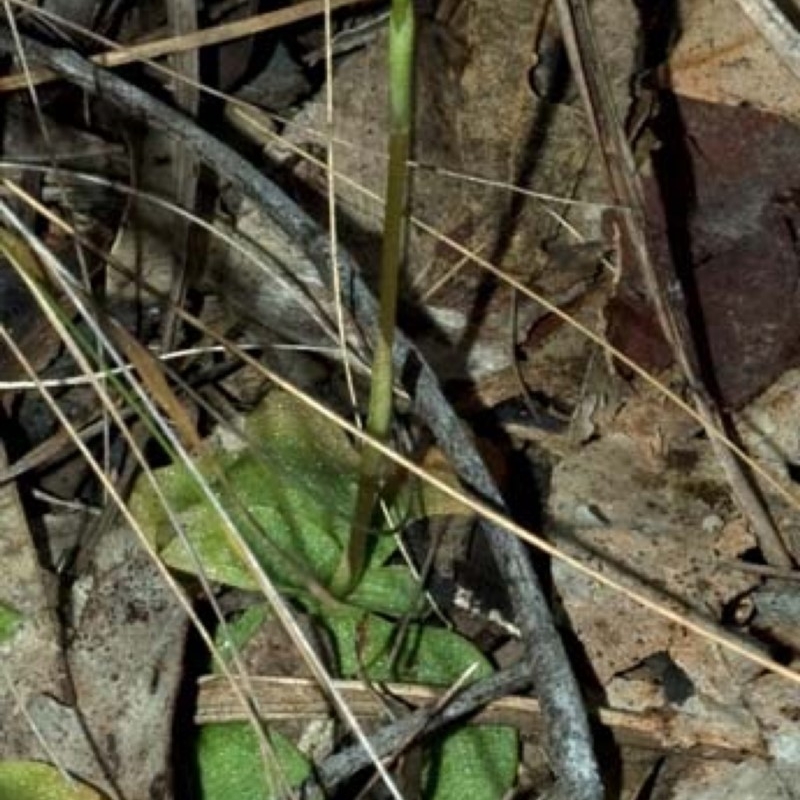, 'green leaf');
323,609,492,685
198,724,310,800
348,565,422,617
200,603,312,800
0,761,108,800
422,726,518,800
323,610,518,799
130,391,375,593
243,390,359,500
213,605,270,671
0,602,22,644
368,529,401,566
